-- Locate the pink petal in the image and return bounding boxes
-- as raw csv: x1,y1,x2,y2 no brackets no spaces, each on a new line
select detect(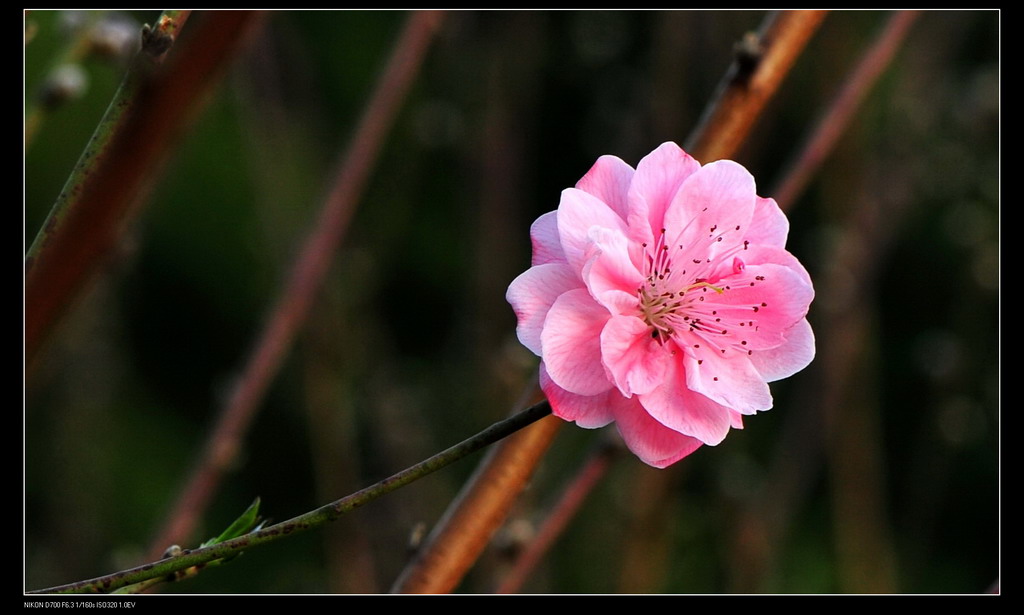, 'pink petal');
541,288,614,396
749,317,815,382
664,160,757,265
540,363,615,428
506,141,816,469
581,226,644,314
744,196,789,249
506,263,582,356
600,315,669,396
611,395,704,468
530,211,566,266
739,244,812,287
682,343,773,416
638,350,735,445
557,188,629,276
576,155,635,221
707,263,814,351
729,410,745,429
626,142,701,242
